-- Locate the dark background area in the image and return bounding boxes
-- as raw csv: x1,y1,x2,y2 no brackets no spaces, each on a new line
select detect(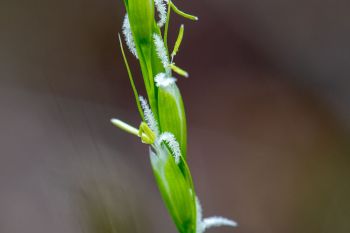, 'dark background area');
0,0,349,232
